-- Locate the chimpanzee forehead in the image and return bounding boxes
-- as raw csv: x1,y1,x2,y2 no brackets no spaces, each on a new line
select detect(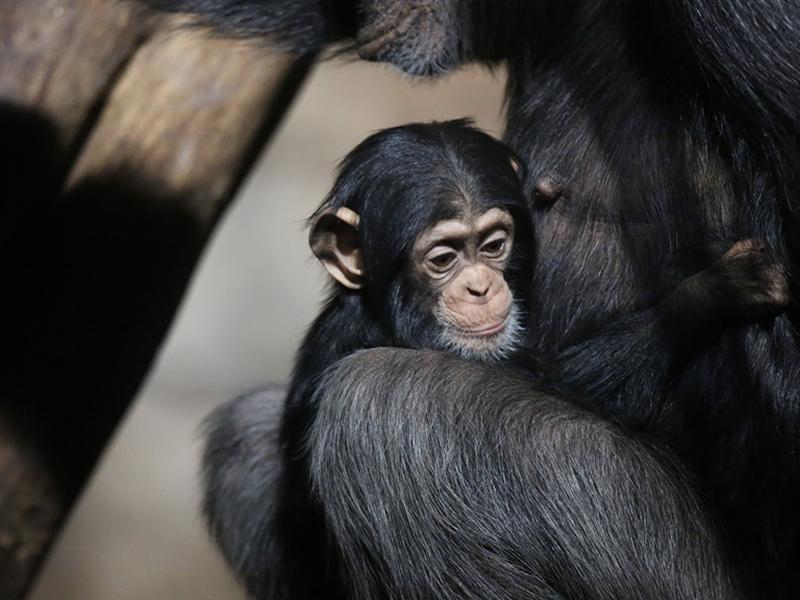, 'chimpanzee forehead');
358,161,523,253
413,208,515,252
368,180,507,241
404,158,515,209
